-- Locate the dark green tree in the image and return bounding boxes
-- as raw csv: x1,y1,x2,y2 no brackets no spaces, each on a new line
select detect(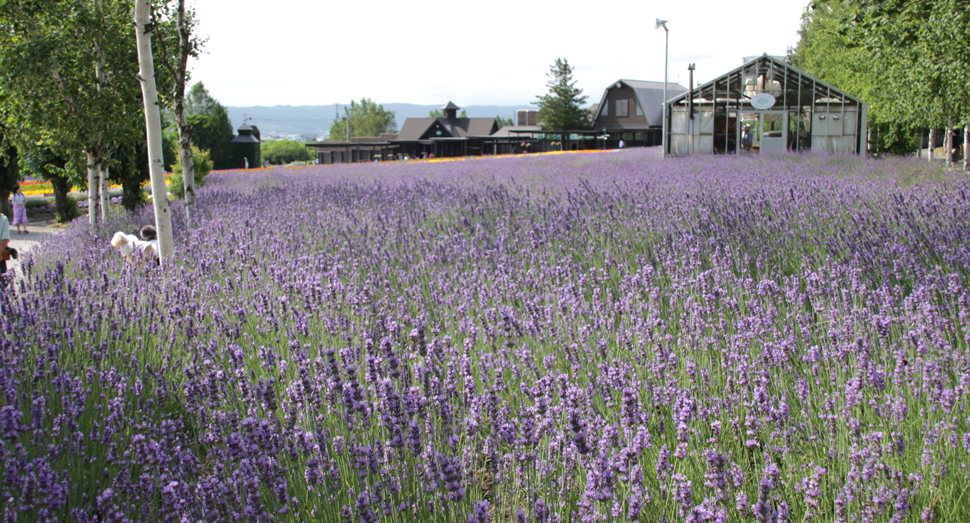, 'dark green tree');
327,98,397,140
496,115,514,128
534,58,590,130
185,85,234,169
185,81,219,116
